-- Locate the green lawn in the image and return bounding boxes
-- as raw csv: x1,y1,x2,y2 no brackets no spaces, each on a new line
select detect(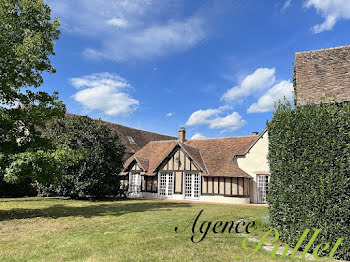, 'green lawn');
0,198,333,261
